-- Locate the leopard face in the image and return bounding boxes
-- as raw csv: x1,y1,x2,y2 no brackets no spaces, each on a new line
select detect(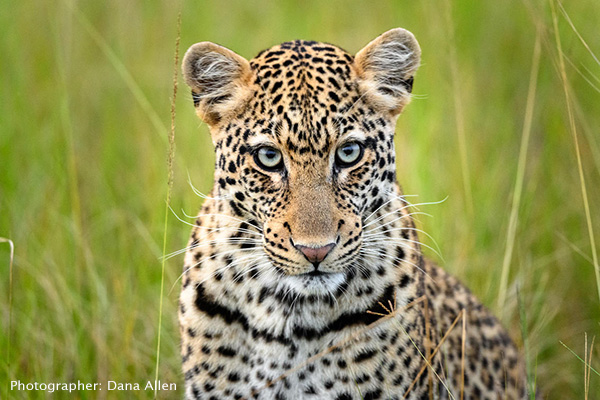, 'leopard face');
182,29,420,297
